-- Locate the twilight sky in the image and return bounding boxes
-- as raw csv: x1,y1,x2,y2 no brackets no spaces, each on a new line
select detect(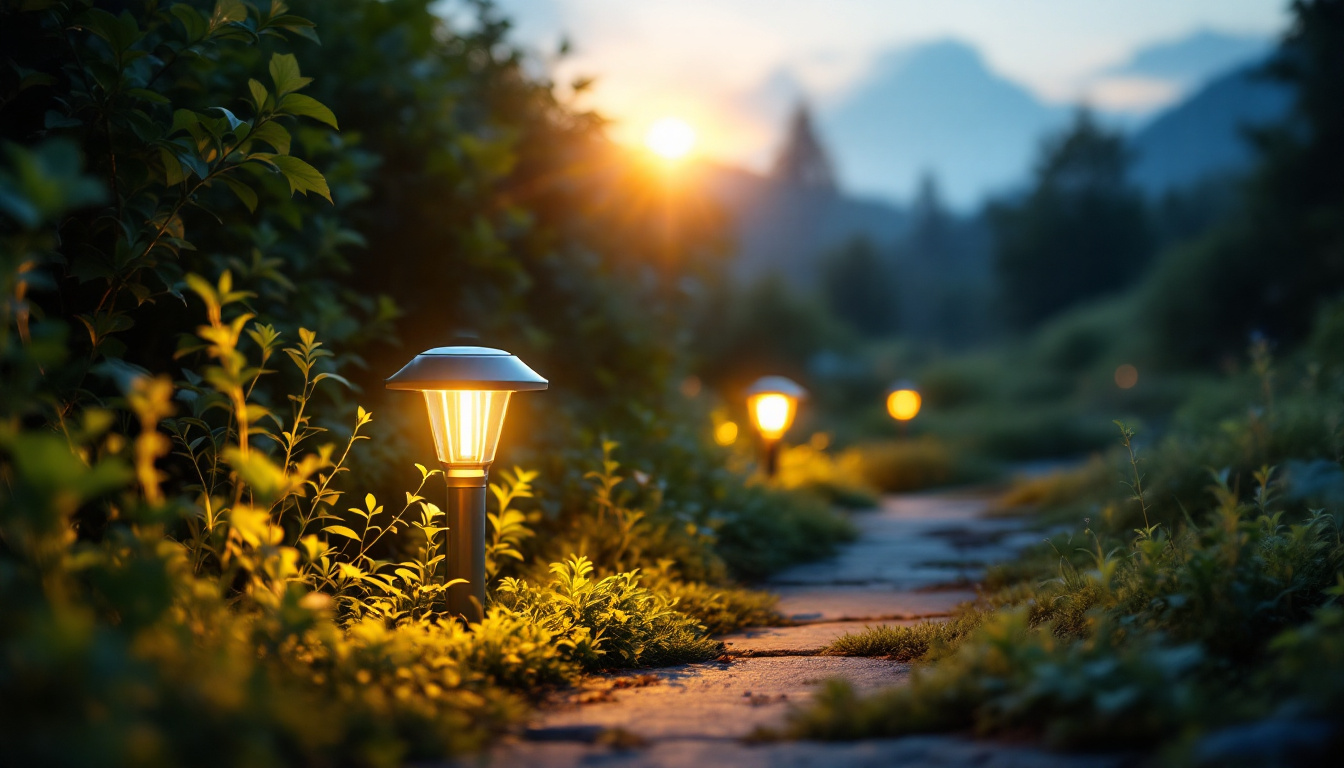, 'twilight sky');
490,0,1288,181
